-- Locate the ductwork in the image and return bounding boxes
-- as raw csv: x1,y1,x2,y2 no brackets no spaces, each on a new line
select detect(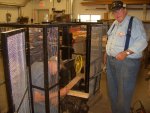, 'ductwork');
0,0,31,7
